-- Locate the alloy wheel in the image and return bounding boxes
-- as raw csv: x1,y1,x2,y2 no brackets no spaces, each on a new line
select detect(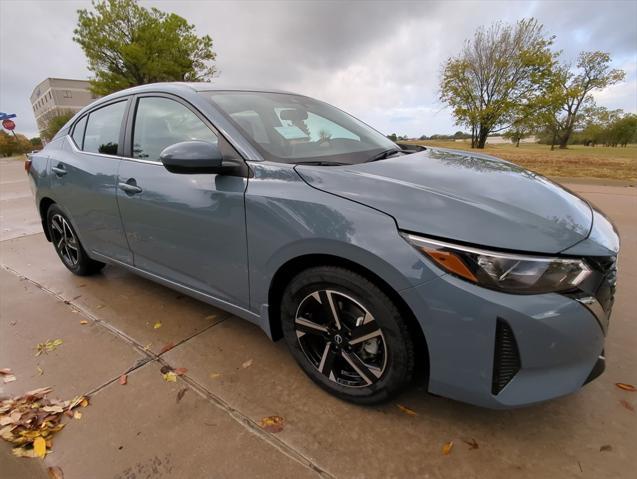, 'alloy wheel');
50,214,79,266
294,290,388,388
